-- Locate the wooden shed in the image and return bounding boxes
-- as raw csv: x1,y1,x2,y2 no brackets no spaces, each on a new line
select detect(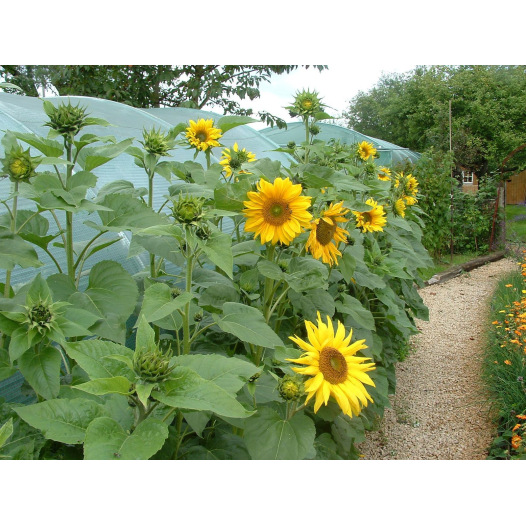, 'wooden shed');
506,170,526,204
461,168,526,205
